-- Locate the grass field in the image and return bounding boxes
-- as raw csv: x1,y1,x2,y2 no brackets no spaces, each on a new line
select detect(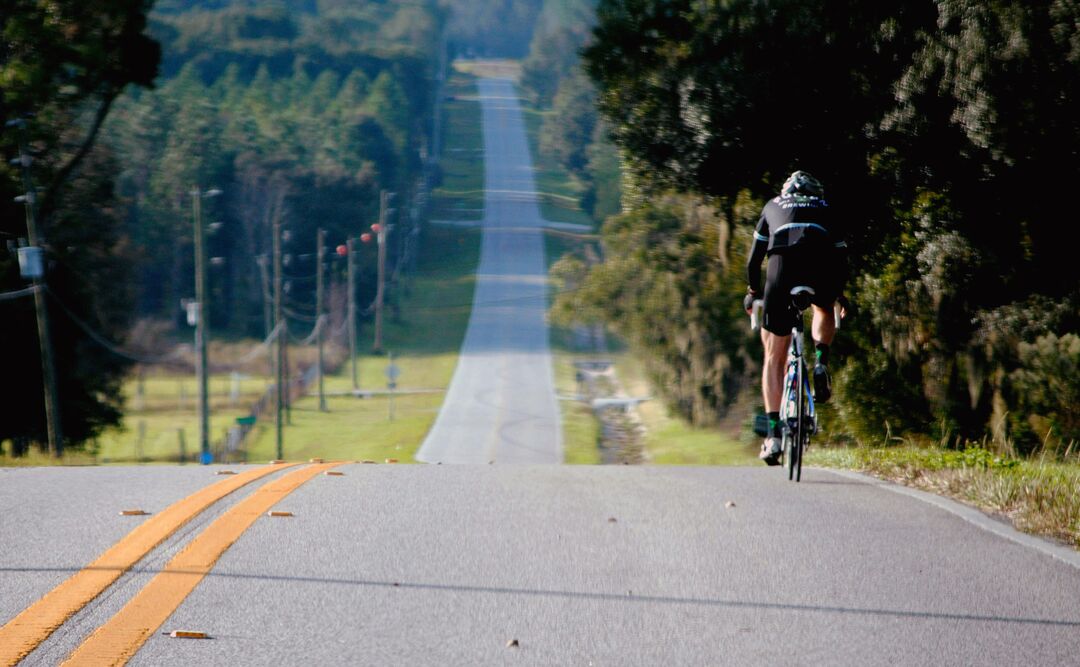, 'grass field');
430,64,484,221
94,372,269,463
2,59,486,468
235,60,494,465
244,224,482,463
520,103,595,227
